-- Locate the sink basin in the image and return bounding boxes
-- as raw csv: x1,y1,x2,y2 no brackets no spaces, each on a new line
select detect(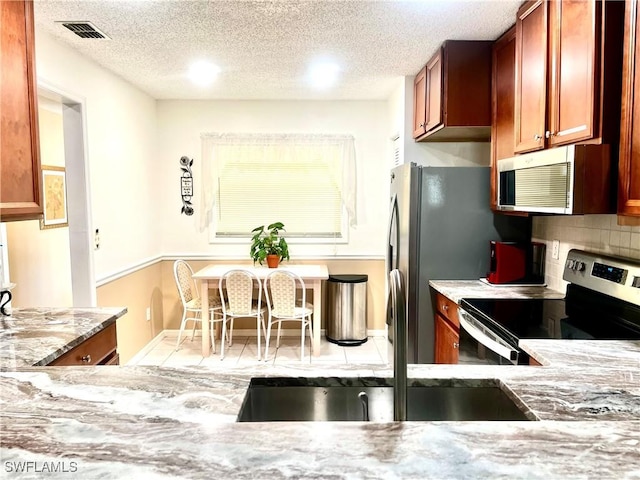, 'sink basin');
237,377,531,422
